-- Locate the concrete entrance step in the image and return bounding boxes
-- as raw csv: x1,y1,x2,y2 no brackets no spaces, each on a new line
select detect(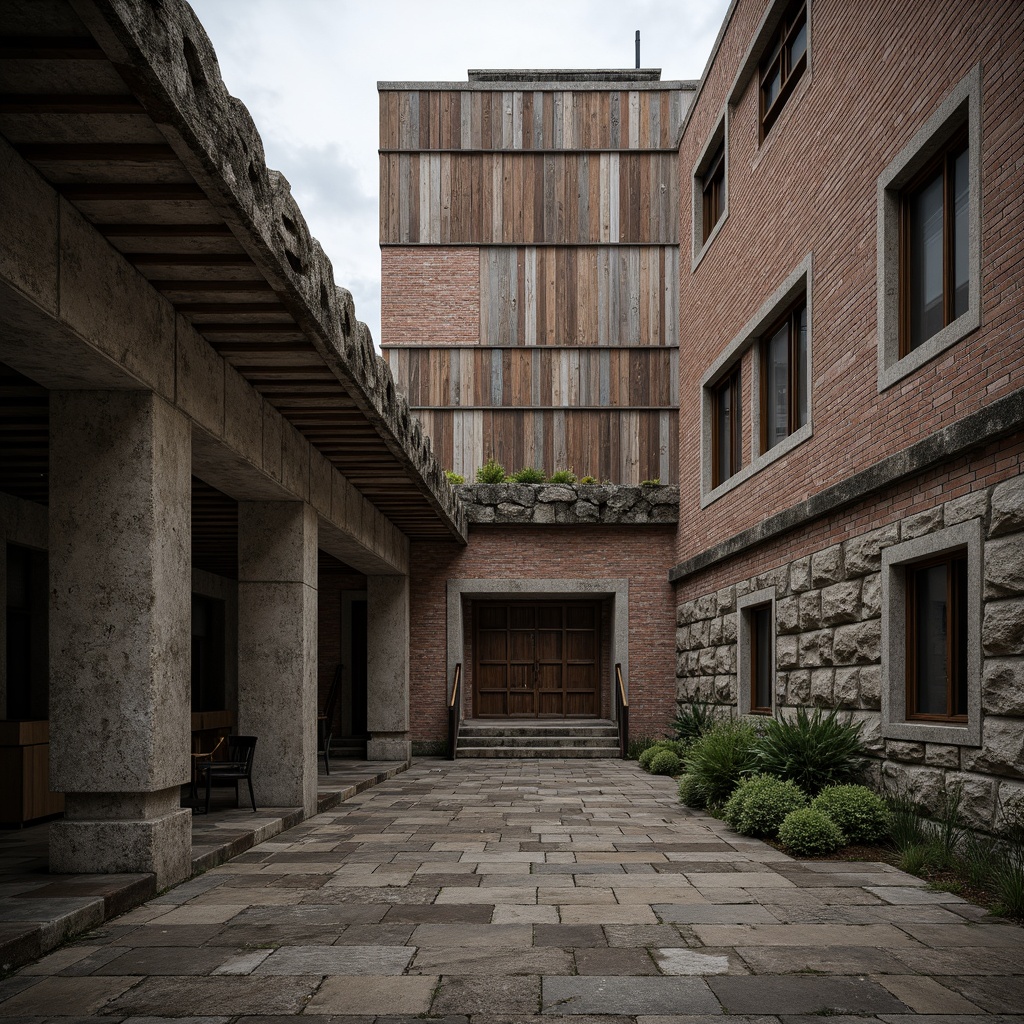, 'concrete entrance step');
455,719,621,758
